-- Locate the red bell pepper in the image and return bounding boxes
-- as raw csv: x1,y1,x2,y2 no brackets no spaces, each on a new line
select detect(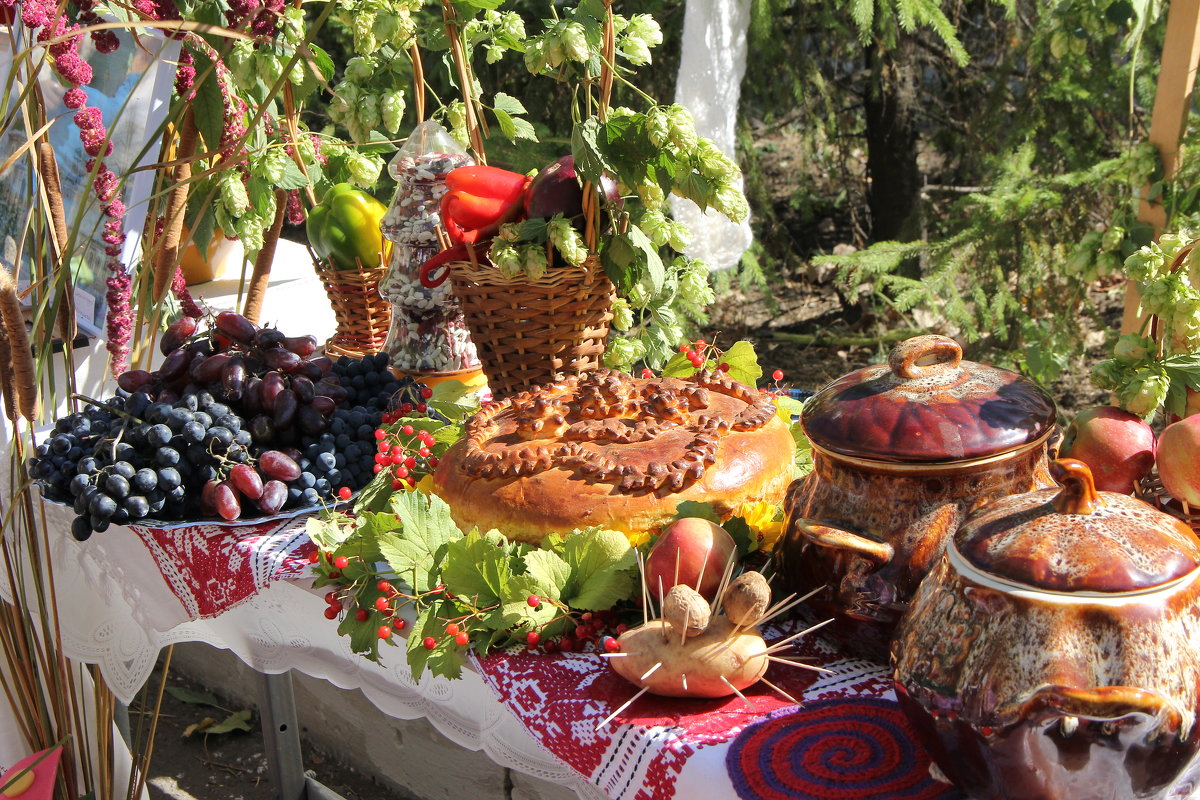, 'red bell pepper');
439,165,531,244
419,244,469,288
